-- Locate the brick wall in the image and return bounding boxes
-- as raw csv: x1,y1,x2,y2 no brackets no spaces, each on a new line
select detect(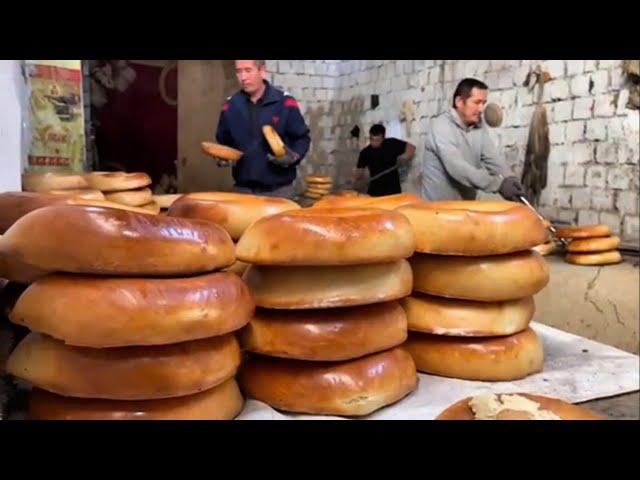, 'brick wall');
266,60,639,242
